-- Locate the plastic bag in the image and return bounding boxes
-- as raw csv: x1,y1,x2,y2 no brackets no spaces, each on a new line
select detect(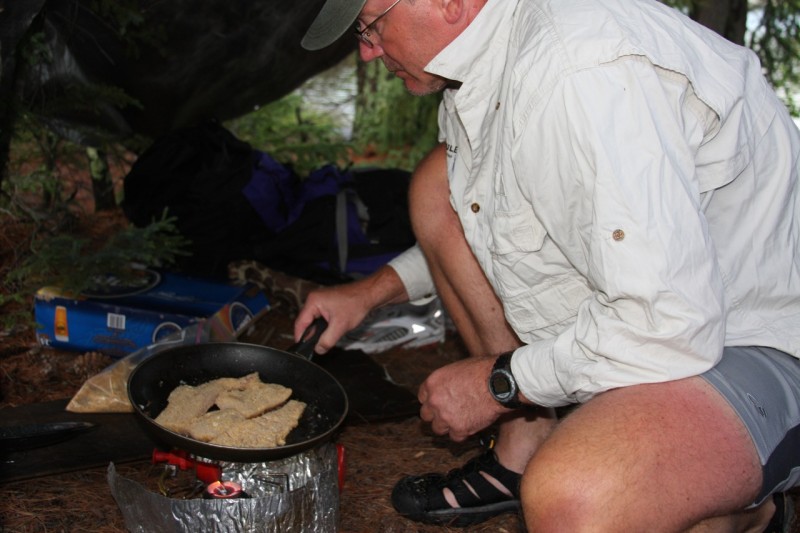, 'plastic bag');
66,312,242,413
